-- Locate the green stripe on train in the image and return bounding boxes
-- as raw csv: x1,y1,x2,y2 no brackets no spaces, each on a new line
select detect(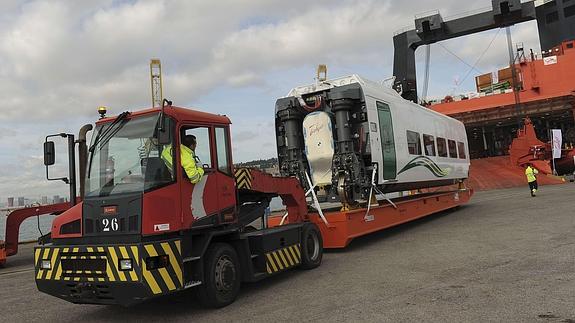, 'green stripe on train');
397,156,450,178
